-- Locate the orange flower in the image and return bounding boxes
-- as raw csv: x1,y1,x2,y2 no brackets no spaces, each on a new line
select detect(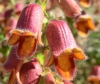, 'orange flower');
88,65,100,84
74,14,95,37
45,20,87,81
7,3,44,59
79,0,91,8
